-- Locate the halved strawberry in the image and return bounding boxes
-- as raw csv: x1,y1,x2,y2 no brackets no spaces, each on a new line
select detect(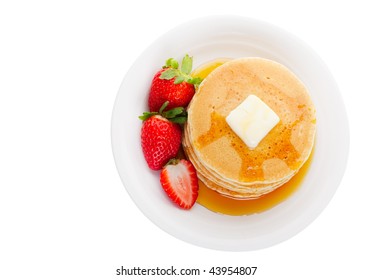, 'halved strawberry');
160,159,199,209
